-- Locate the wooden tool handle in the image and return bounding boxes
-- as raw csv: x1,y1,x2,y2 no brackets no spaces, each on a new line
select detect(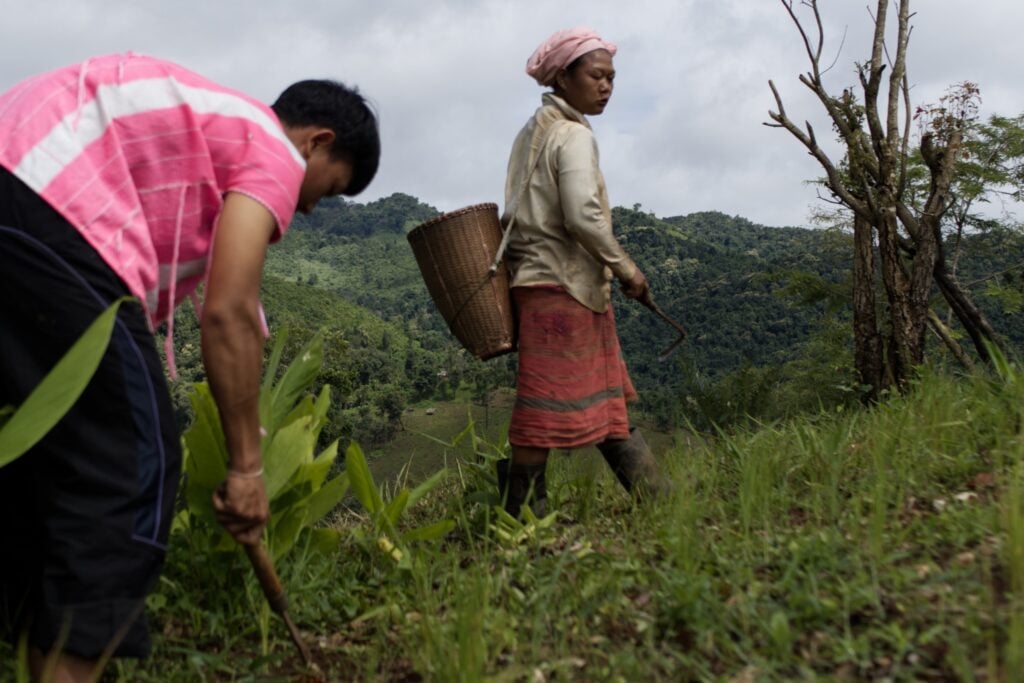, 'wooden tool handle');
245,543,289,614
